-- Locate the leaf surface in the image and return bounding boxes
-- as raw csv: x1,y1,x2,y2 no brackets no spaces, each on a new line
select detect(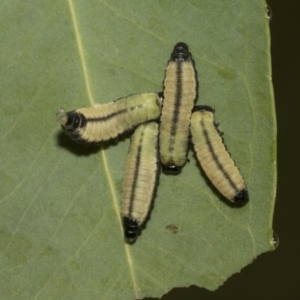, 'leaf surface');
0,1,276,299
